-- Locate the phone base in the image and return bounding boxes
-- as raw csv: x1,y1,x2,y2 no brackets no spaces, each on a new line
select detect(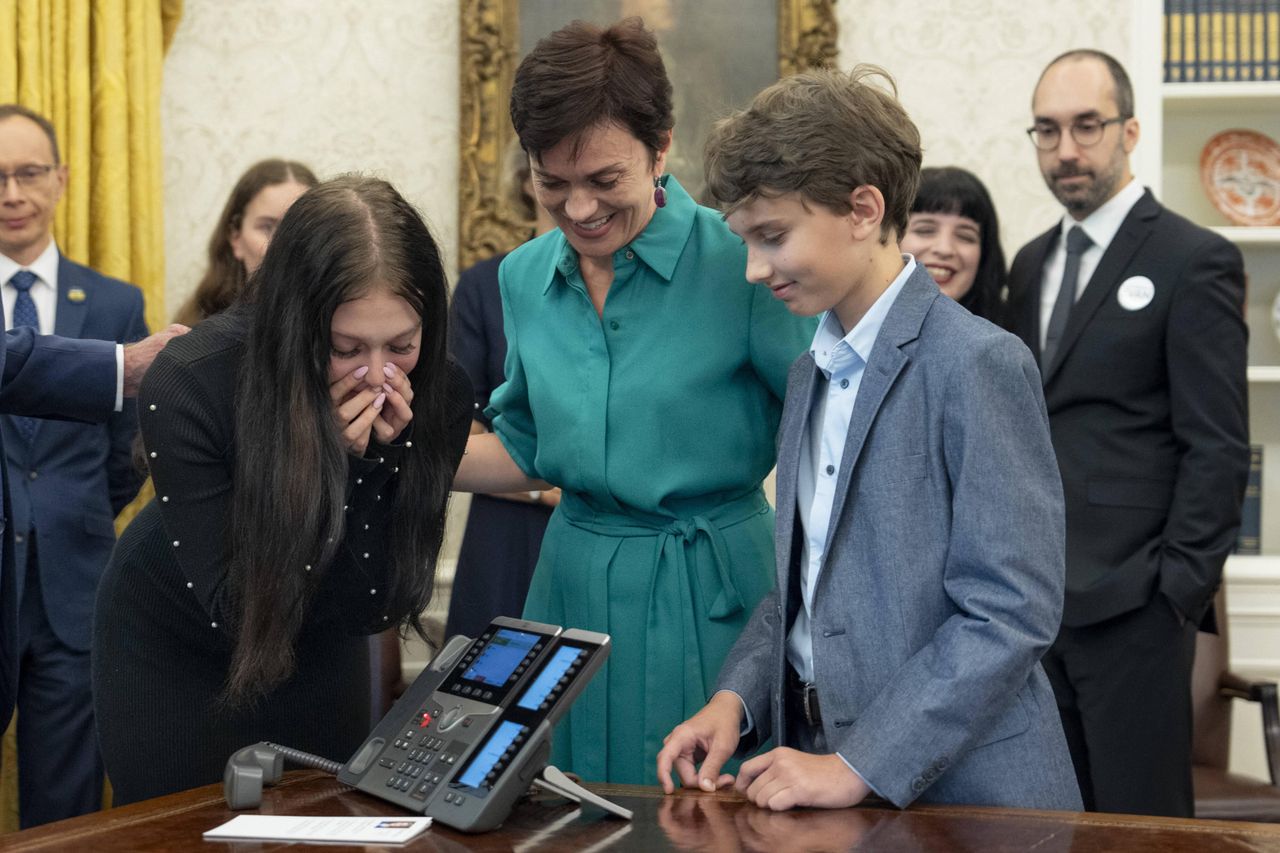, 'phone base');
532,765,633,820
